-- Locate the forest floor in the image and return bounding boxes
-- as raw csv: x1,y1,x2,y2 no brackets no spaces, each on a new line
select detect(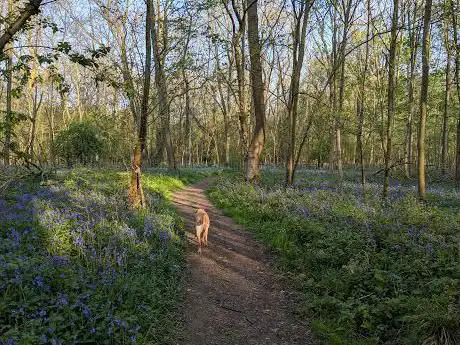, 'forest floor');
172,179,313,345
